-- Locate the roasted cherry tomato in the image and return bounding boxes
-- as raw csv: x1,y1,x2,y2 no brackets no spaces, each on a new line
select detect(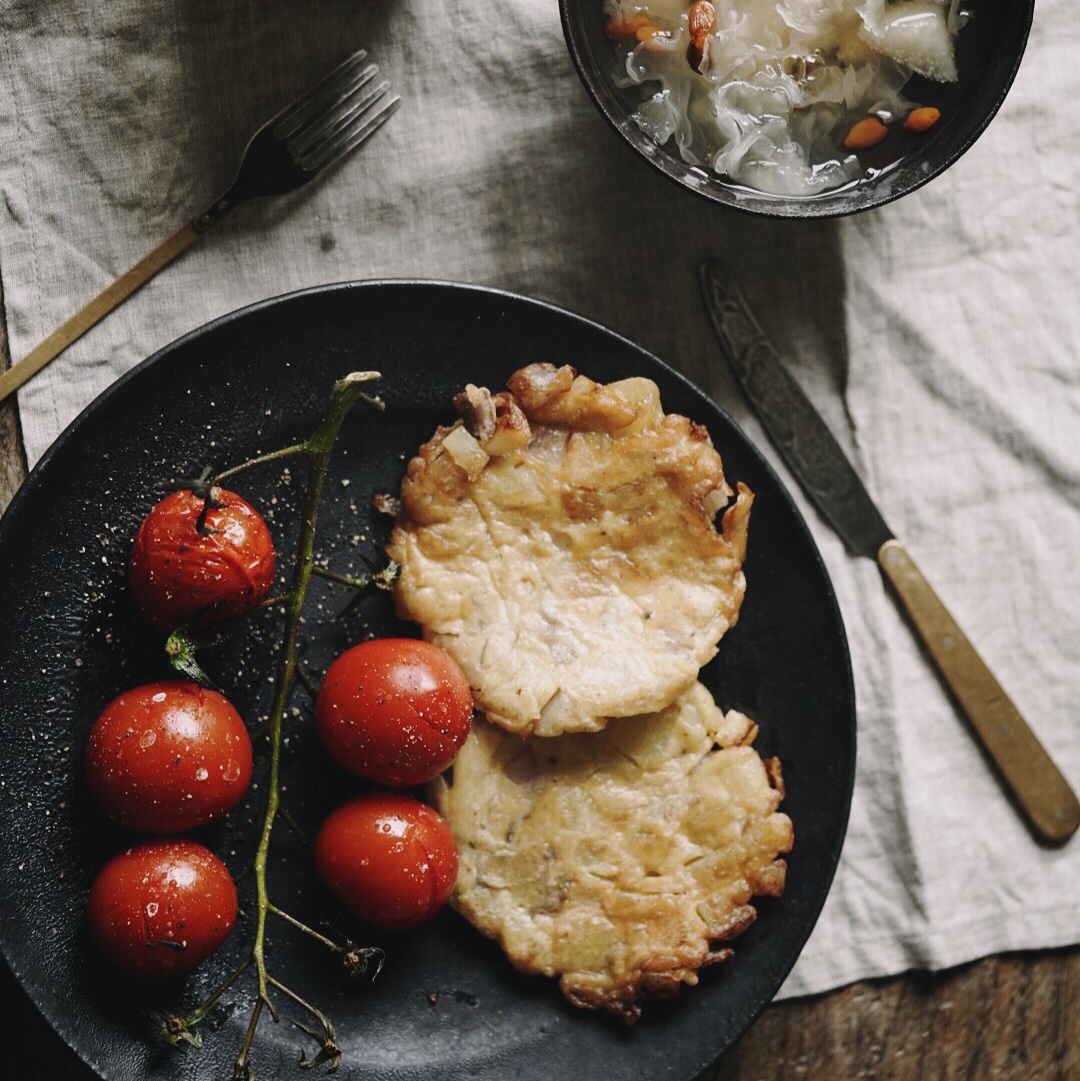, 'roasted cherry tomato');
129,486,275,632
314,793,458,930
85,681,253,834
316,638,473,787
87,839,238,979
